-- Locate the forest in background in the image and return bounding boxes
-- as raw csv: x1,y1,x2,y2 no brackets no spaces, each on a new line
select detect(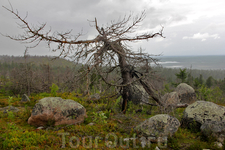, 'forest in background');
0,55,225,103
1,55,225,149
0,55,109,96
